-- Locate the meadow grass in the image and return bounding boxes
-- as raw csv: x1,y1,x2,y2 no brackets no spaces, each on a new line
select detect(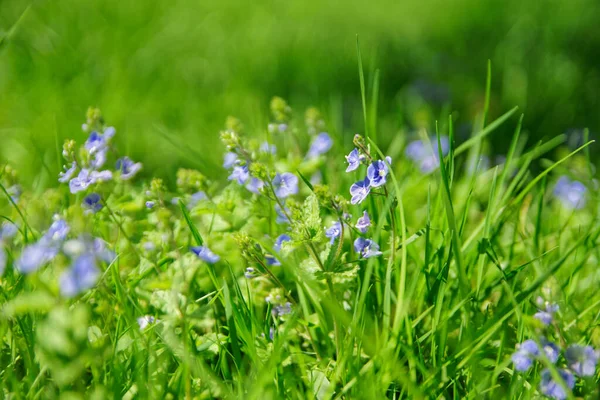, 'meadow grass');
0,54,599,400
